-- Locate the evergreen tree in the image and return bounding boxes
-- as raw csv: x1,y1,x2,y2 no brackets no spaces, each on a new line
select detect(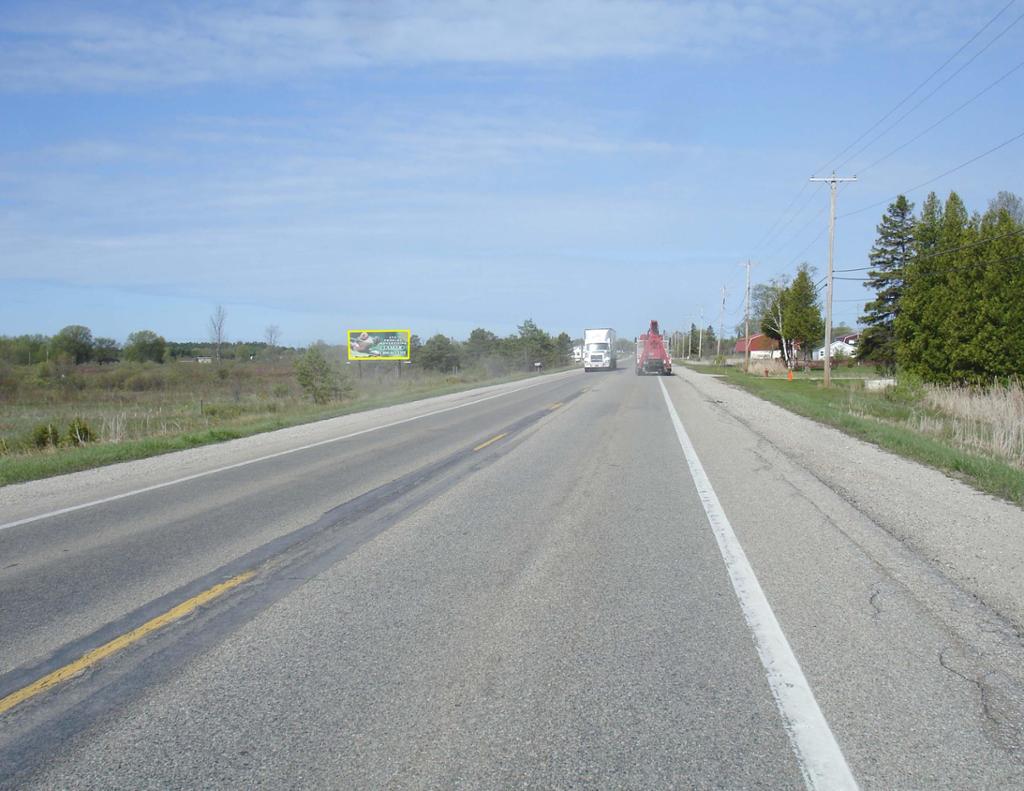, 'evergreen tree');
784,263,824,367
967,204,1024,381
942,201,984,383
897,192,945,379
419,334,462,372
463,328,498,364
859,195,914,374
